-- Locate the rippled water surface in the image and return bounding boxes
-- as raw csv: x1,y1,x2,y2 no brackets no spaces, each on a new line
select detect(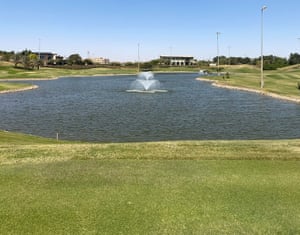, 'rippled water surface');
1,73,300,142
